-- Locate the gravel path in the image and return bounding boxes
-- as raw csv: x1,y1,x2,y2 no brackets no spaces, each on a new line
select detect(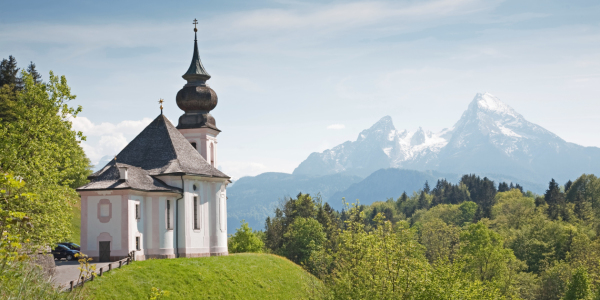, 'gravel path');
53,259,117,290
